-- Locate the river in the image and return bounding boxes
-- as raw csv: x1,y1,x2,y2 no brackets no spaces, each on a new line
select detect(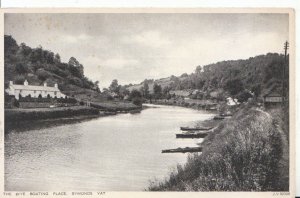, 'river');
5,104,215,191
